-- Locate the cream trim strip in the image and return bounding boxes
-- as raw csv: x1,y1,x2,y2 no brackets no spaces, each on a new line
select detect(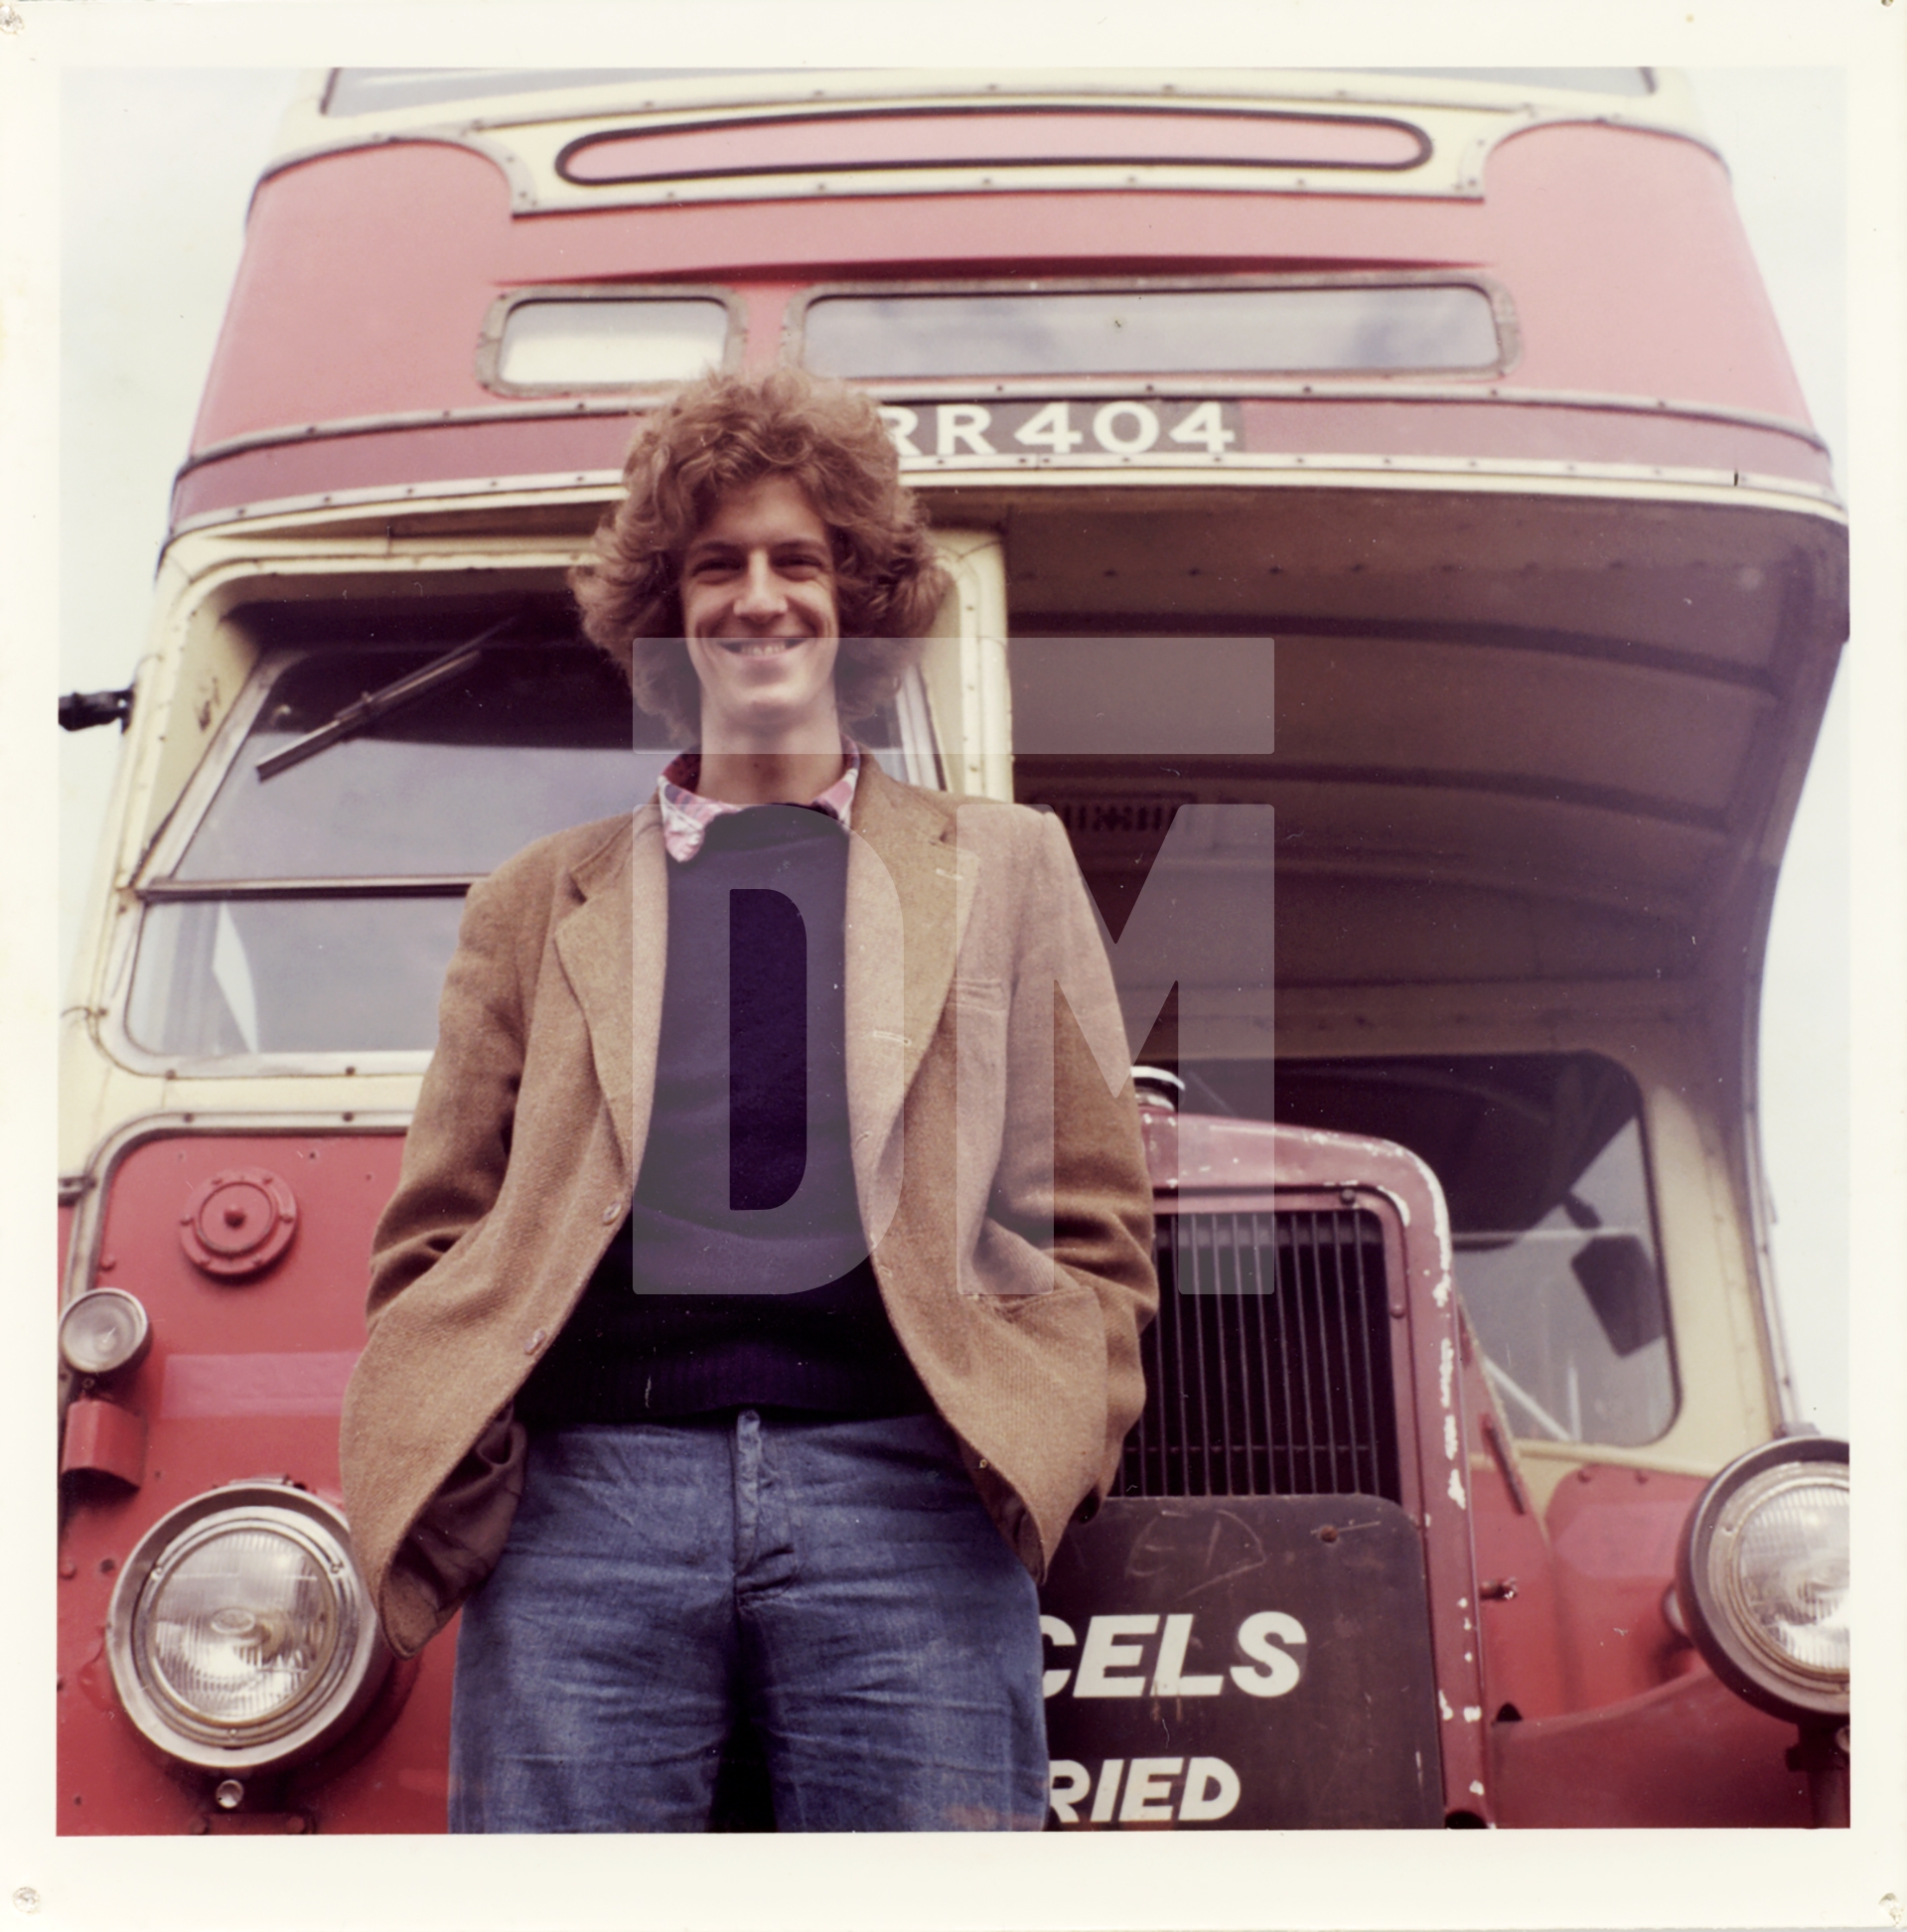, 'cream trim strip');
168,450,1846,545
176,378,1831,478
